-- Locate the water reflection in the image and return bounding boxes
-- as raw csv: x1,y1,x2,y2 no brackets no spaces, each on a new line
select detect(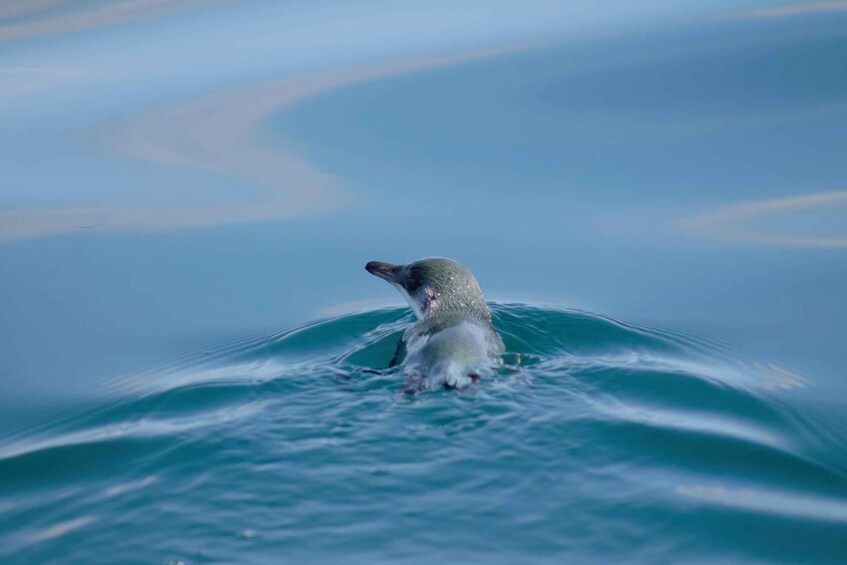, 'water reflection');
675,484,847,524
734,0,847,20
28,516,97,543
679,190,847,248
0,0,215,42
0,44,535,241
